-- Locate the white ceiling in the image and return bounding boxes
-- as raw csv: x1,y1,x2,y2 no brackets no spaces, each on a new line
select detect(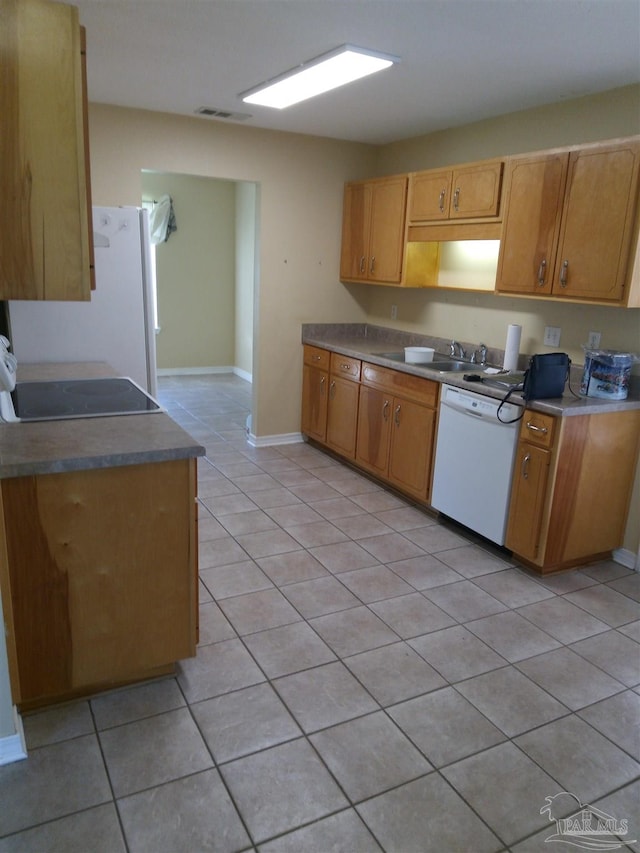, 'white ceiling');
71,0,640,145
